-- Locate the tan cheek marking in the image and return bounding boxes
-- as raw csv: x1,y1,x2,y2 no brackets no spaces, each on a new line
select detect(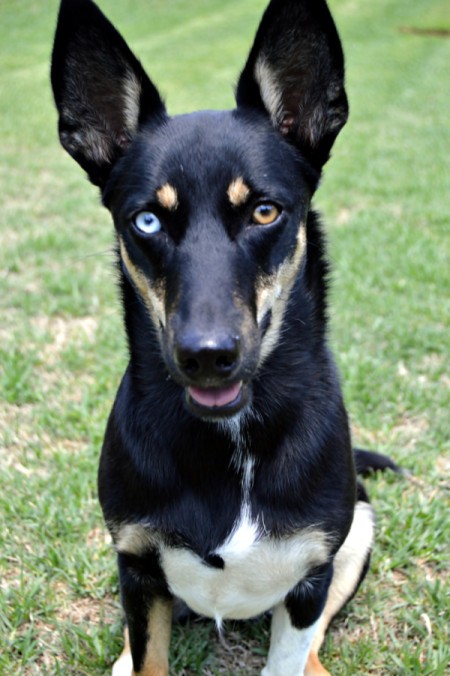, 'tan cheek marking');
227,177,251,207
156,183,178,211
119,238,166,328
256,222,307,364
